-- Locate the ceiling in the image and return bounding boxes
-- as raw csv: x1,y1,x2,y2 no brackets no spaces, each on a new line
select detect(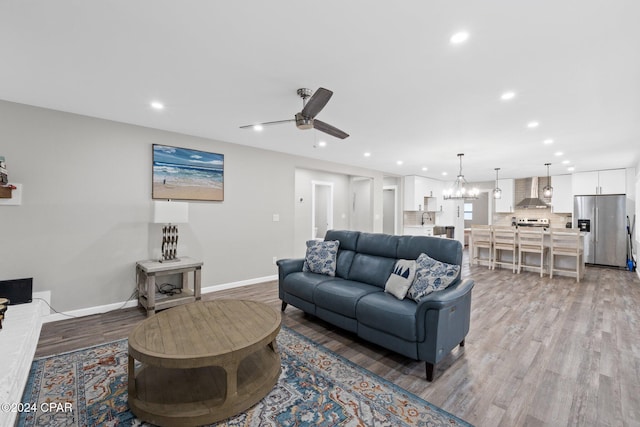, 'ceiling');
2,1,639,182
